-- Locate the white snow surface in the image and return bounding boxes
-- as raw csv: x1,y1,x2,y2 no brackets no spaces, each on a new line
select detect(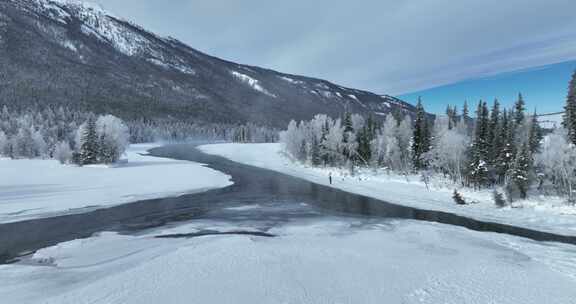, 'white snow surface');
0,144,232,223
1,216,576,304
231,71,277,98
279,75,304,85
200,143,576,236
17,0,197,75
